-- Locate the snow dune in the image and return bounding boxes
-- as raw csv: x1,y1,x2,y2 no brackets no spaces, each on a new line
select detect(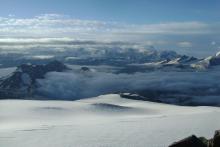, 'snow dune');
0,94,220,147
